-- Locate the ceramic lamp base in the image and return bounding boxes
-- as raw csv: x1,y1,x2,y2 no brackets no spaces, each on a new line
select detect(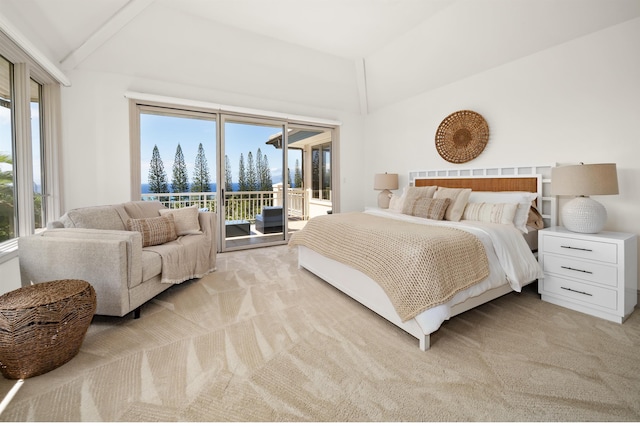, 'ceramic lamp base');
561,196,607,234
377,190,392,209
